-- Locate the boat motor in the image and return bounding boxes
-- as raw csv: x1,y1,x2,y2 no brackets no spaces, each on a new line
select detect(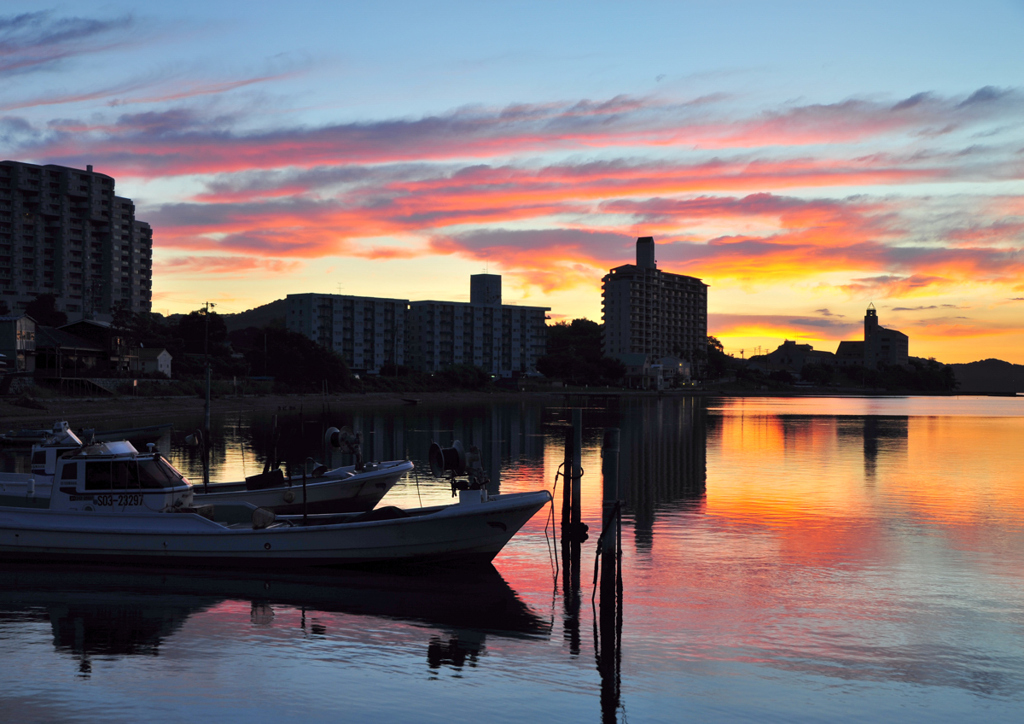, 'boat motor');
325,426,364,472
428,440,489,495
